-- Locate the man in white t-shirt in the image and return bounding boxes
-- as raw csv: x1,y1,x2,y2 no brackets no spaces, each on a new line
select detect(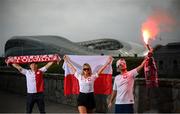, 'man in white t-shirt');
12,62,55,113
108,58,147,113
